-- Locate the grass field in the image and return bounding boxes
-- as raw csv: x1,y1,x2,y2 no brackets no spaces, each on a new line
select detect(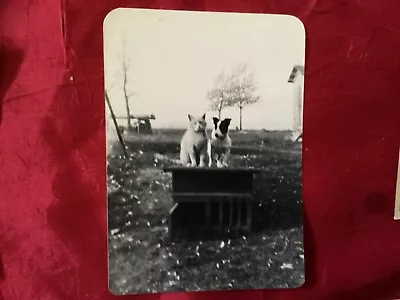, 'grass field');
107,129,304,295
